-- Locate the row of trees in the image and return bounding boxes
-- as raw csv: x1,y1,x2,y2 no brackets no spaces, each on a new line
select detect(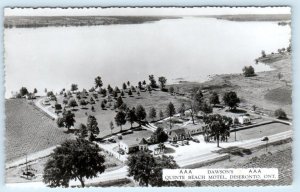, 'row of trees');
43,142,182,188
188,89,240,124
